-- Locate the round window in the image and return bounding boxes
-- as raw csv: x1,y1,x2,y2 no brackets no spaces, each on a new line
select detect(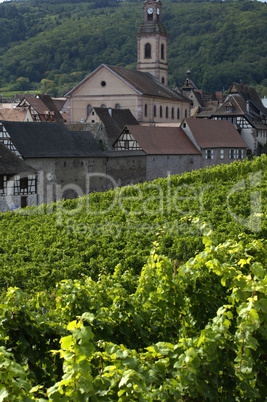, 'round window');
101,81,106,87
